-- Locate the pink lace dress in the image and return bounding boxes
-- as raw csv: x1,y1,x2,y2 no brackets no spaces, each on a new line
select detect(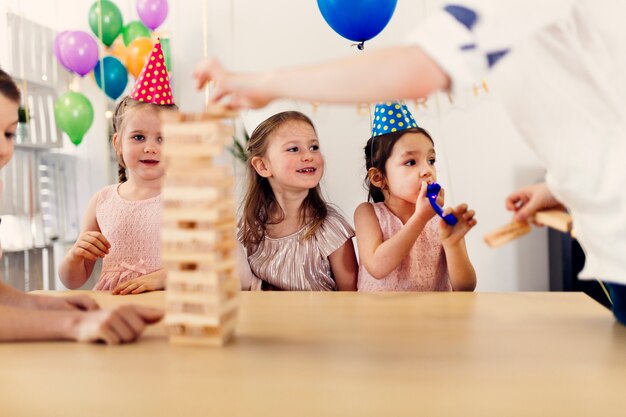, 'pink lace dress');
357,202,451,292
93,184,161,291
